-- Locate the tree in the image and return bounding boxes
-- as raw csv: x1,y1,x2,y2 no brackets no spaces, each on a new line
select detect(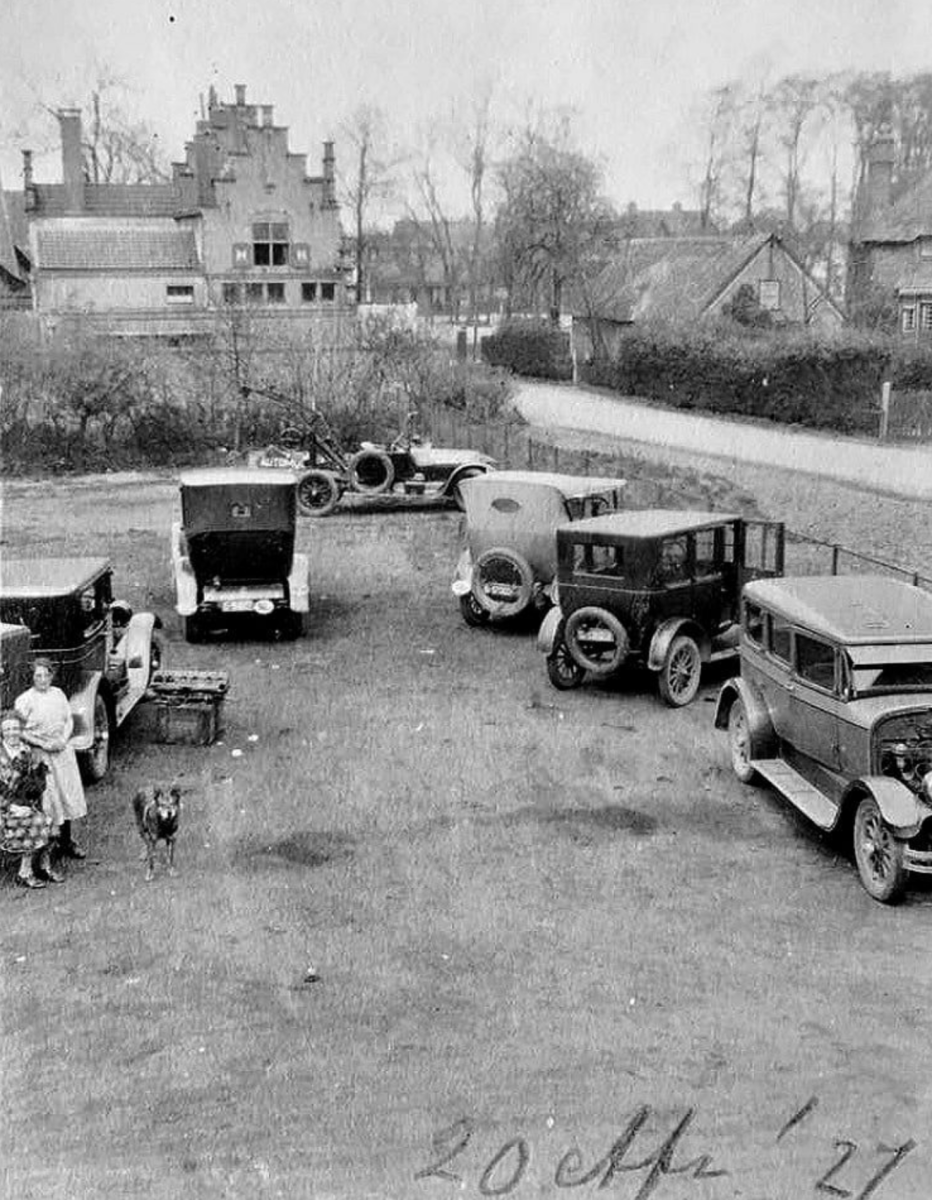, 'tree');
340,105,400,304
494,119,617,322
768,74,821,230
